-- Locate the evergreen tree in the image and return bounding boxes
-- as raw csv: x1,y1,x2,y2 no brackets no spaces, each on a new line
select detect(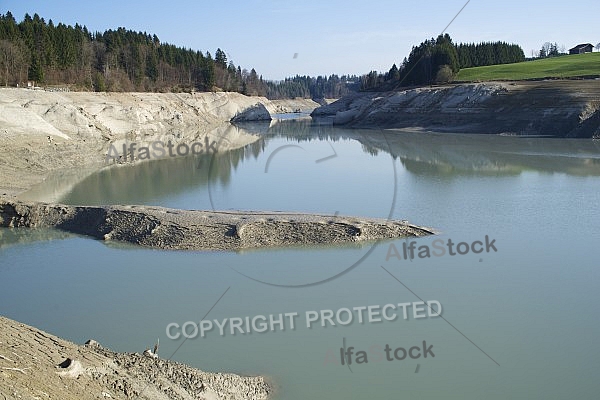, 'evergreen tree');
387,64,400,81
0,11,359,97
202,51,215,90
28,54,43,81
456,41,524,68
215,48,227,68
